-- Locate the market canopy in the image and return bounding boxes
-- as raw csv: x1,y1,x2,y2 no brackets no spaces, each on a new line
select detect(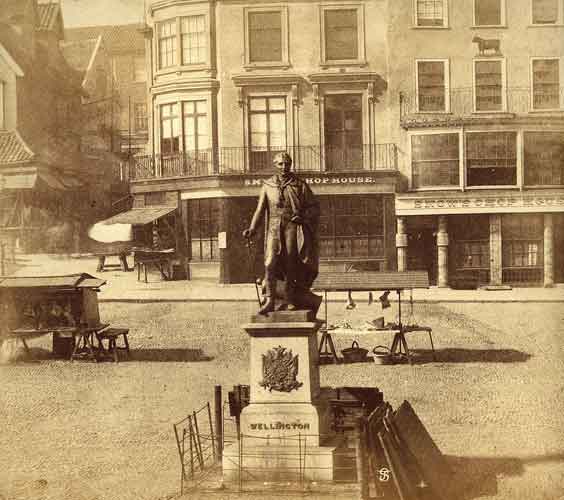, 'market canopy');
98,206,176,226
